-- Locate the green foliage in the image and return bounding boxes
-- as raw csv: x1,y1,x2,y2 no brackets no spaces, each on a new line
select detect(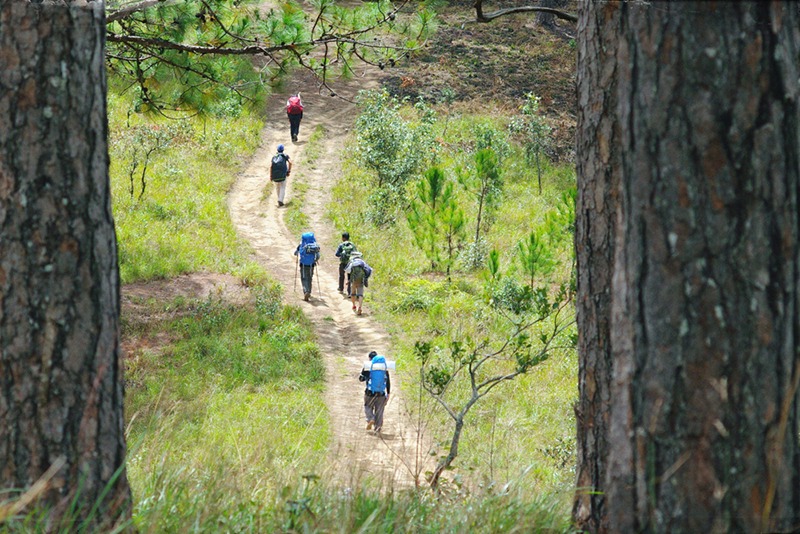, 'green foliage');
472,121,511,161
458,148,504,267
355,90,437,193
509,93,552,193
106,0,437,113
517,230,555,289
407,166,464,274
